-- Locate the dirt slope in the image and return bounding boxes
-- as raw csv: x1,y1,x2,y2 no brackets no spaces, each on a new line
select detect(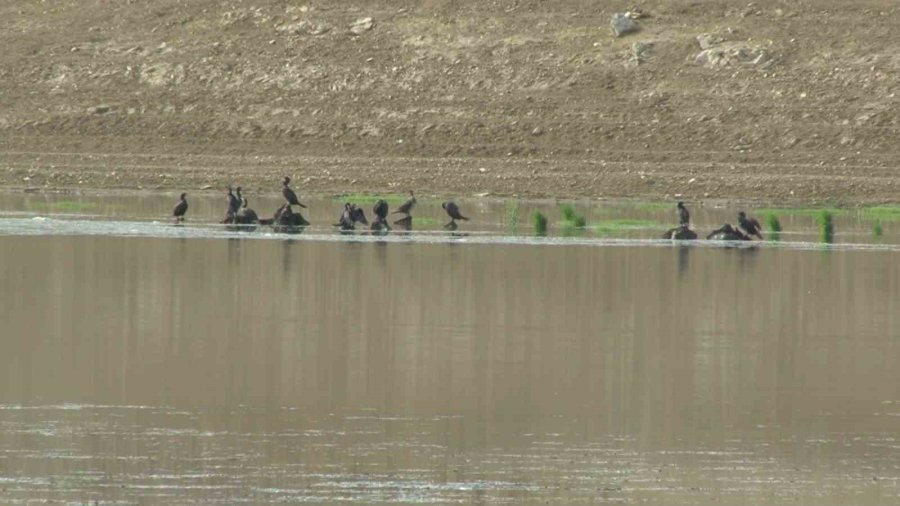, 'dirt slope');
2,0,899,203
